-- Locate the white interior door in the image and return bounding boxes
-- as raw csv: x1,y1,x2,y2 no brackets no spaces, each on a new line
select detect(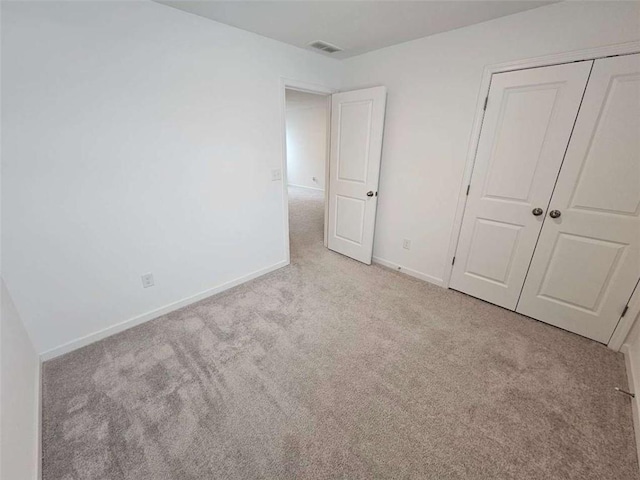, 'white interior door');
517,54,640,343
450,61,592,309
327,86,387,264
